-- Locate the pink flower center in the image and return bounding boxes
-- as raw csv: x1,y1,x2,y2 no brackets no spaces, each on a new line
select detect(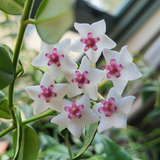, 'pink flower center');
64,101,84,119
71,71,90,89
80,32,100,52
104,59,123,78
38,85,57,103
45,48,64,67
98,98,117,117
